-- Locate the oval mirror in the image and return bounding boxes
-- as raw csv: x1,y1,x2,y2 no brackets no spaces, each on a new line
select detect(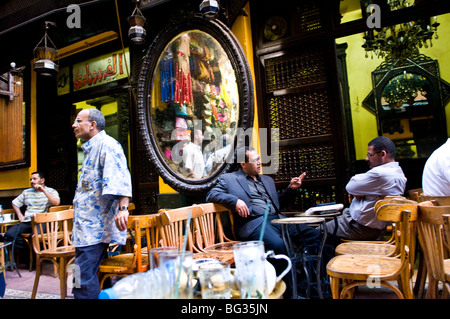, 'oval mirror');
137,17,254,194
